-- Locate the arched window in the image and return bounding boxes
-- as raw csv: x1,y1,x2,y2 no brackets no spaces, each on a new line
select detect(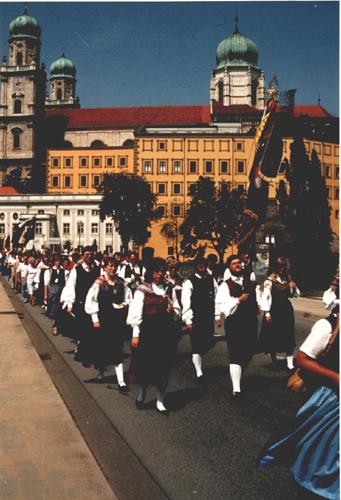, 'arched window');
12,128,22,149
63,140,73,148
14,99,21,114
123,139,134,147
90,140,106,148
16,52,23,65
56,88,62,100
